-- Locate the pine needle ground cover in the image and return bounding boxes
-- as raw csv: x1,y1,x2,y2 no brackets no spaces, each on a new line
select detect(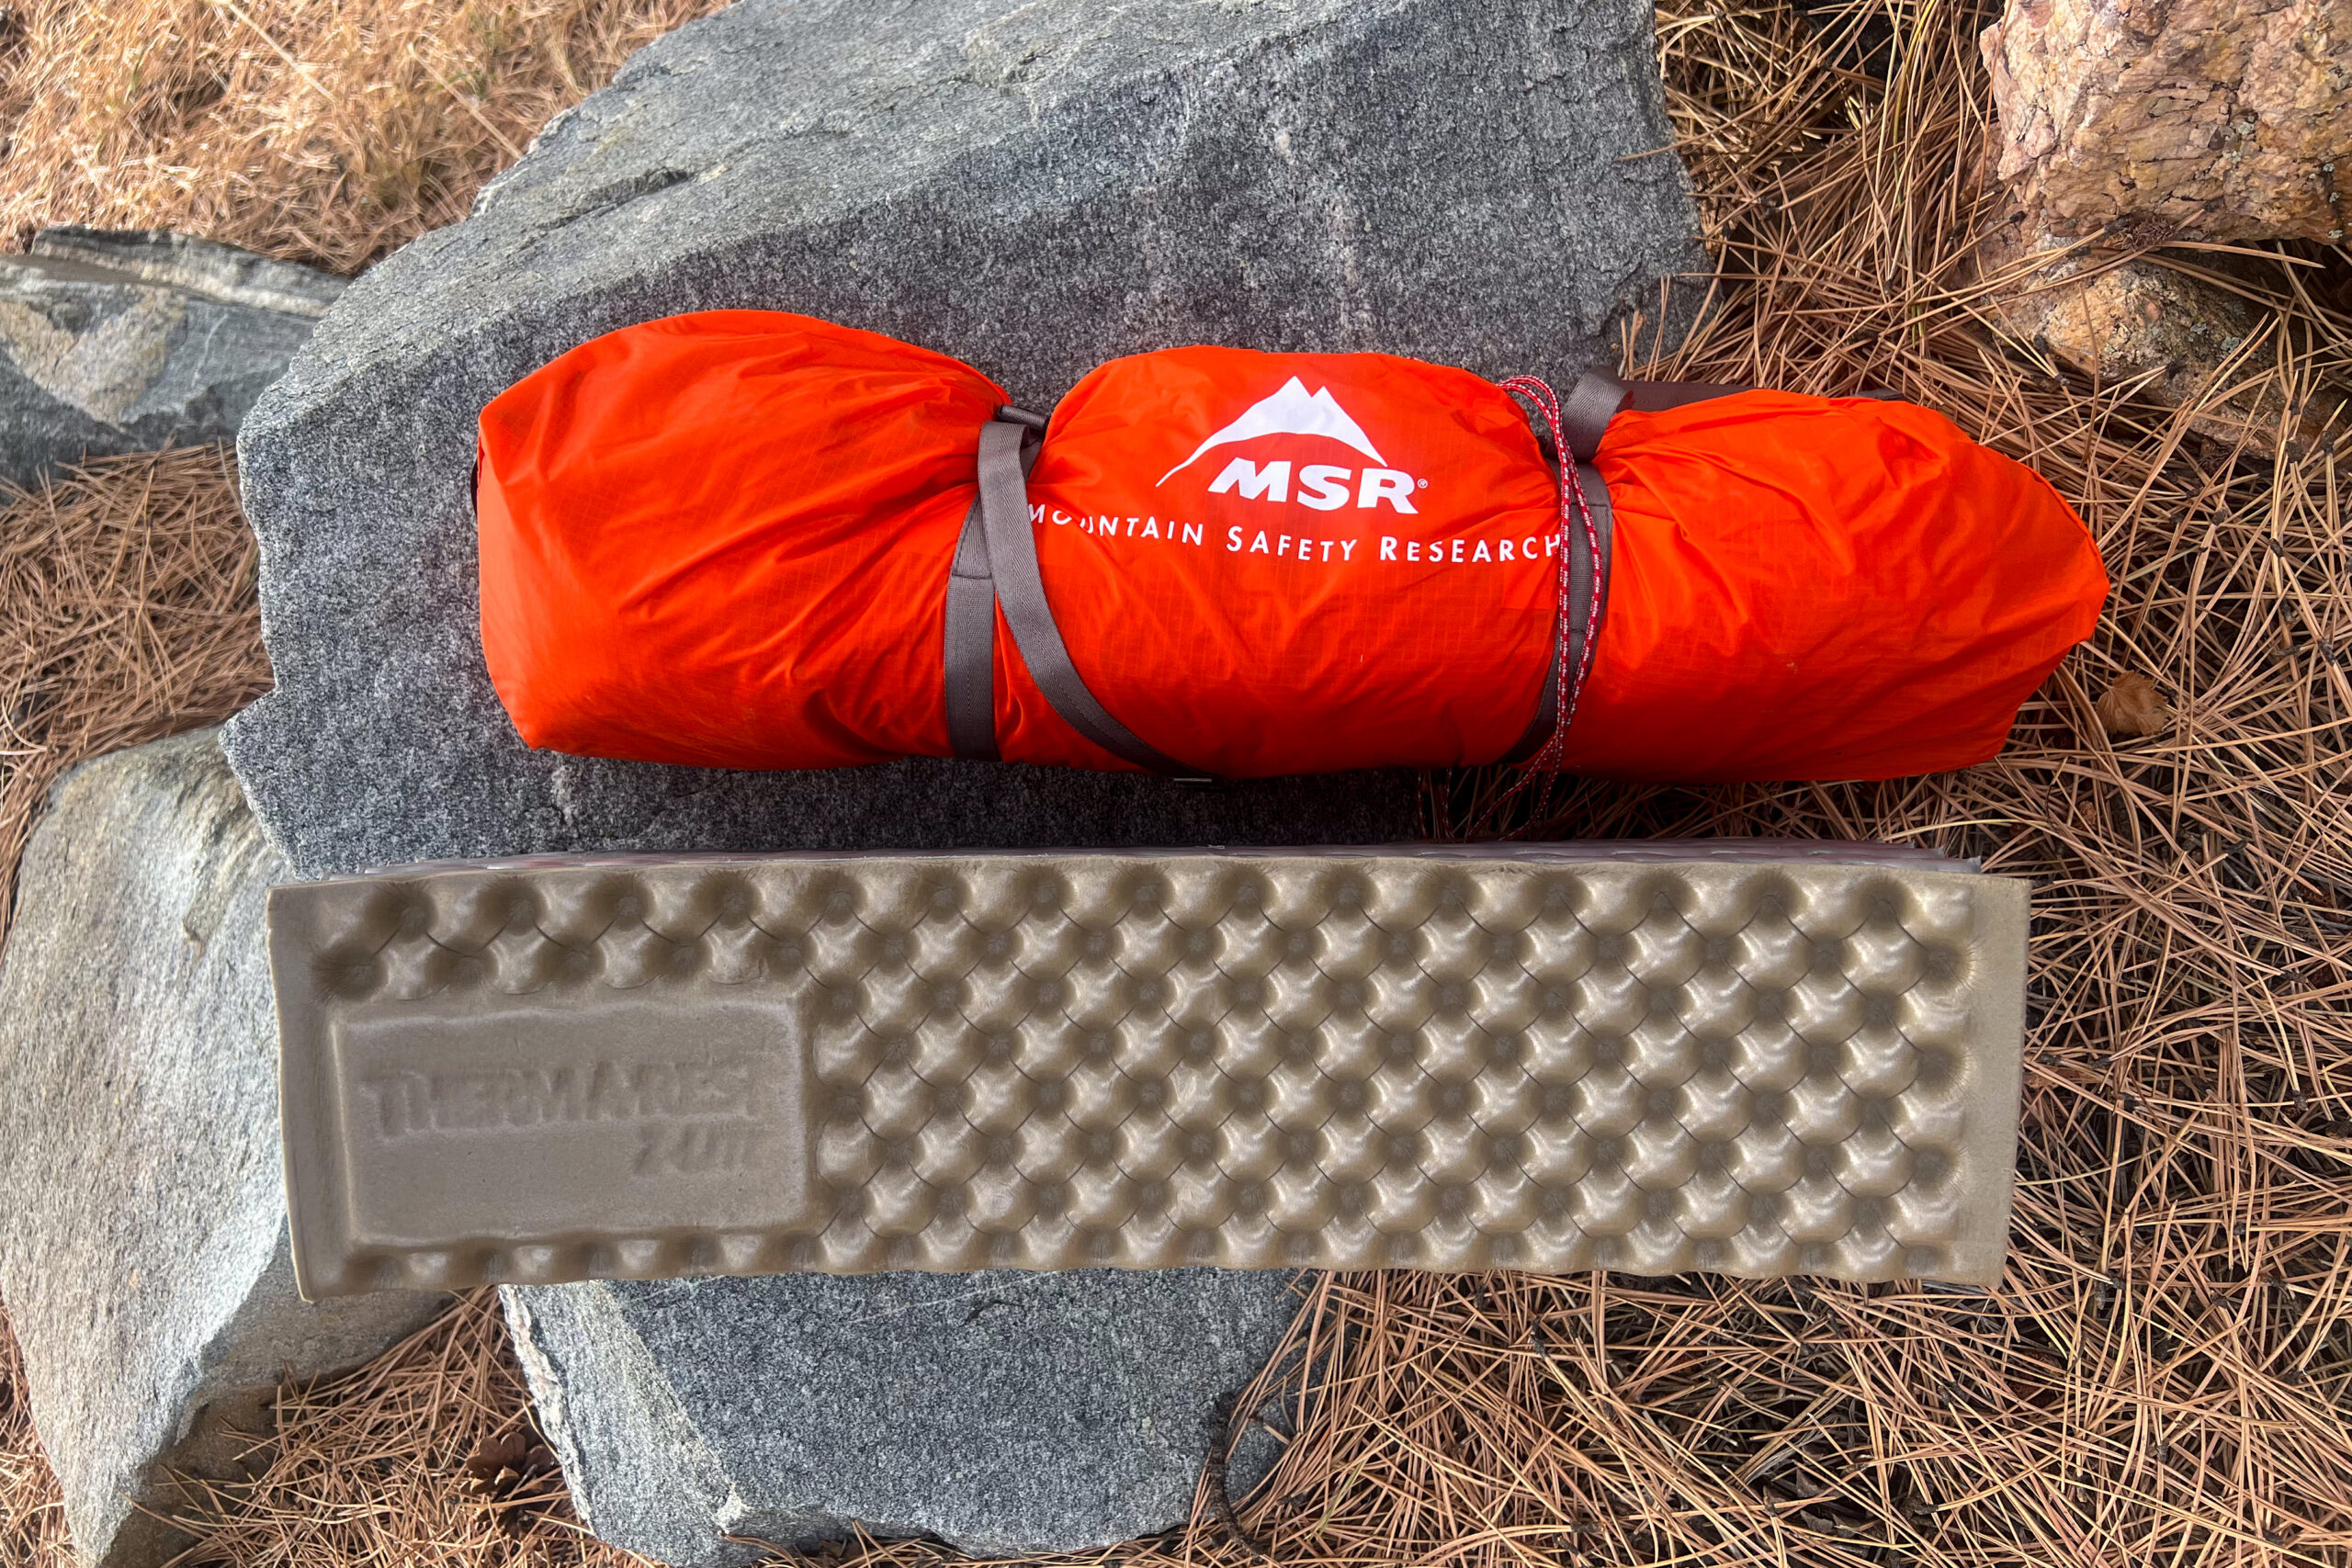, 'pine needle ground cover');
0,0,729,271
6,0,2352,1563
0,448,268,944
